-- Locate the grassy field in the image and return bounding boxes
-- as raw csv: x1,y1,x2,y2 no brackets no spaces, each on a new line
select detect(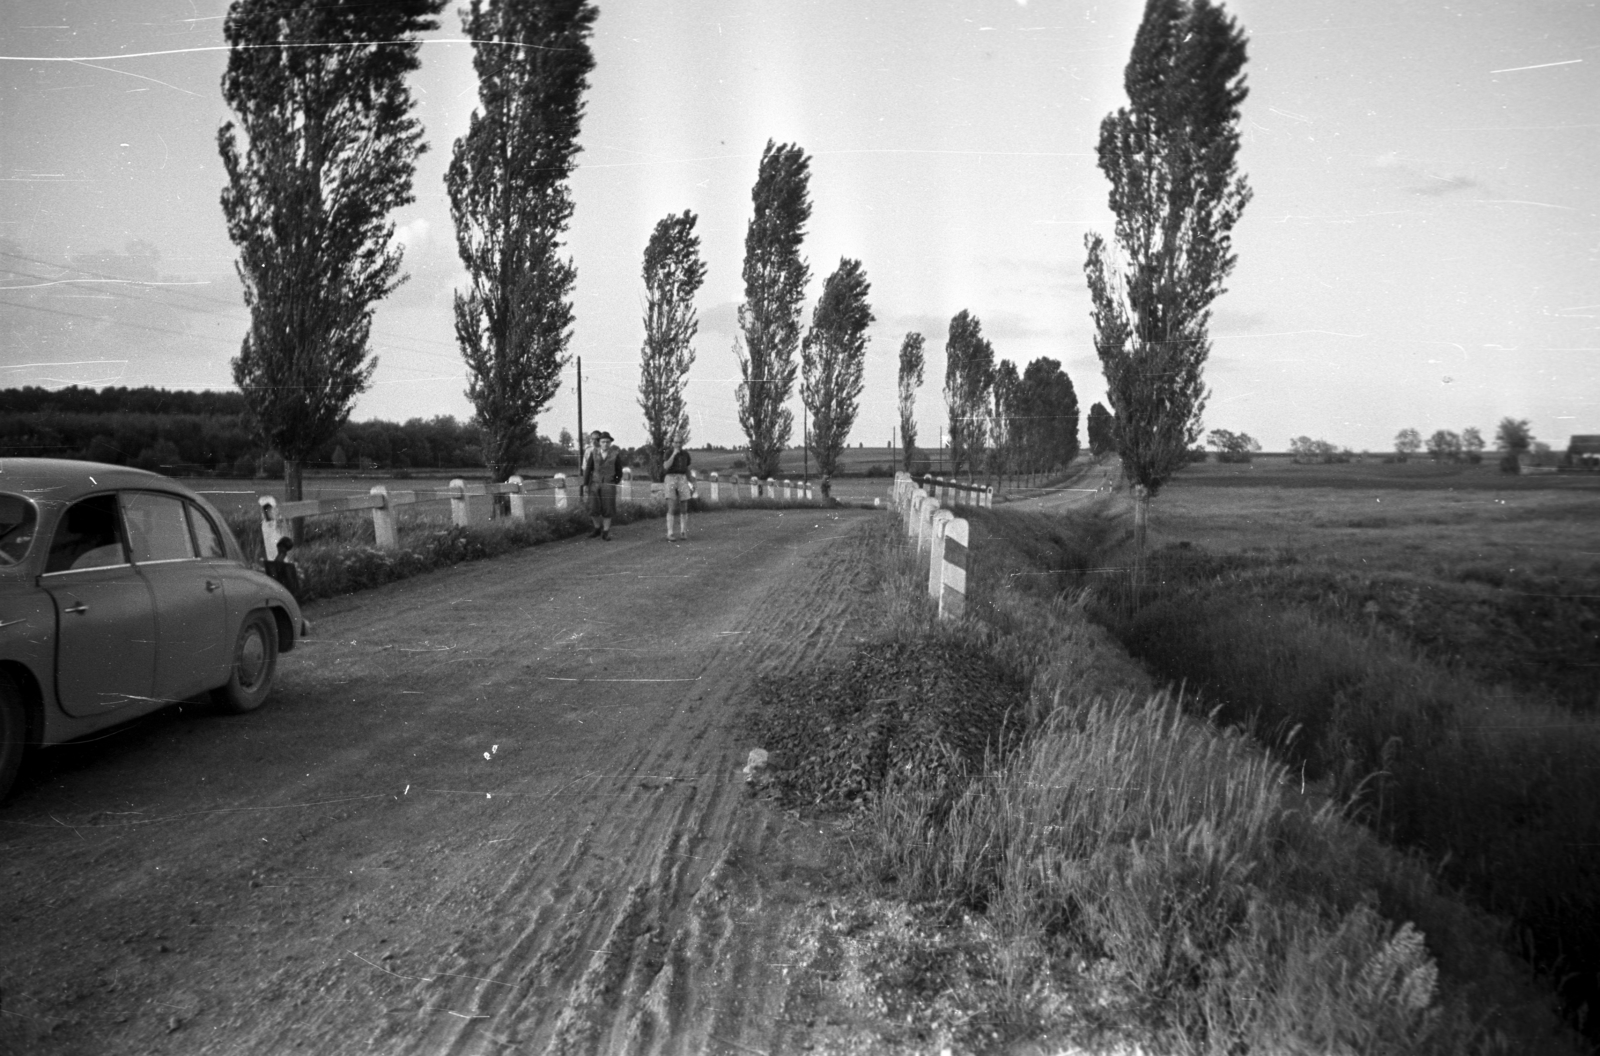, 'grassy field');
1069,462,1600,1043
